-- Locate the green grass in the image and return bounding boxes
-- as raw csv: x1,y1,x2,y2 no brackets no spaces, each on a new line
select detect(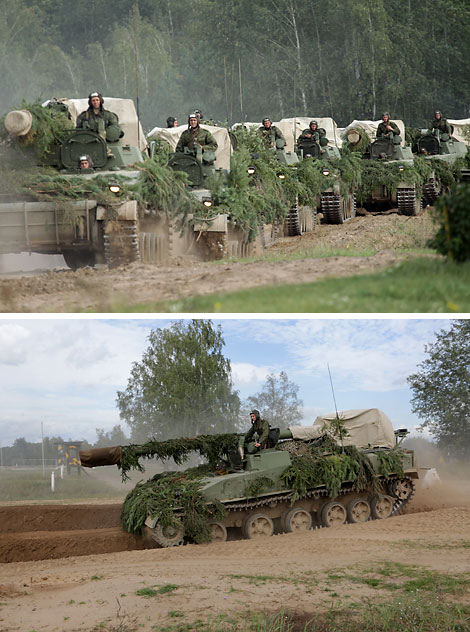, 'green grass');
147,595,470,631
0,468,123,501
136,584,179,598
95,257,470,313
394,539,470,551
